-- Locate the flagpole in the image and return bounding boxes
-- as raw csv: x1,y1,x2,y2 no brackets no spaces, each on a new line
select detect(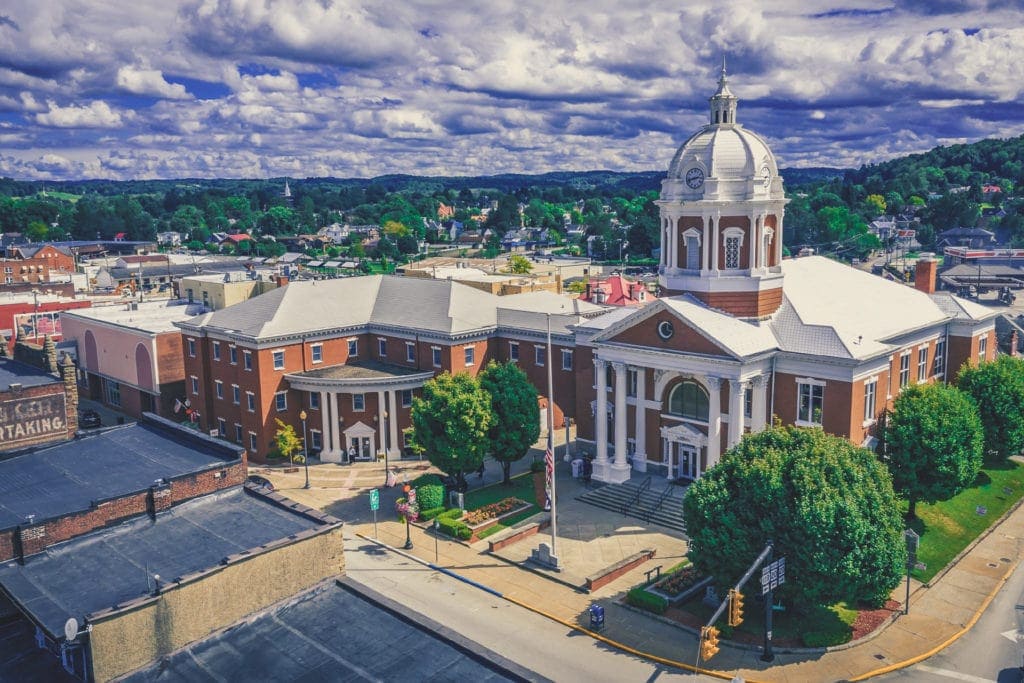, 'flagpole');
547,311,557,557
